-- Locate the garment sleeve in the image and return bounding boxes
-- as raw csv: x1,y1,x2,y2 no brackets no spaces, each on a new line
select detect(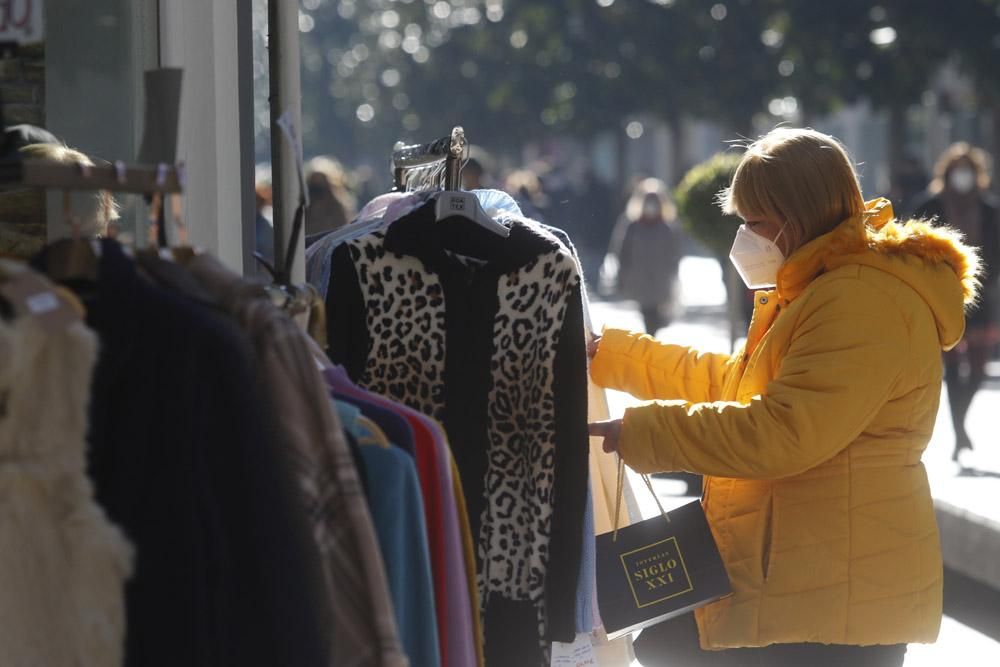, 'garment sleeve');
545,280,591,642
326,243,370,381
617,279,909,480
591,327,734,403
